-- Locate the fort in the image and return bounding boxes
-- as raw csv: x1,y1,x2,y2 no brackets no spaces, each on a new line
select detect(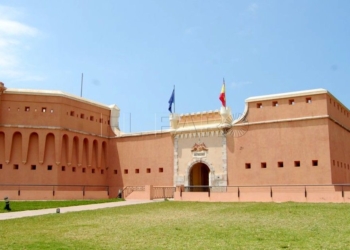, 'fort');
0,82,349,202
